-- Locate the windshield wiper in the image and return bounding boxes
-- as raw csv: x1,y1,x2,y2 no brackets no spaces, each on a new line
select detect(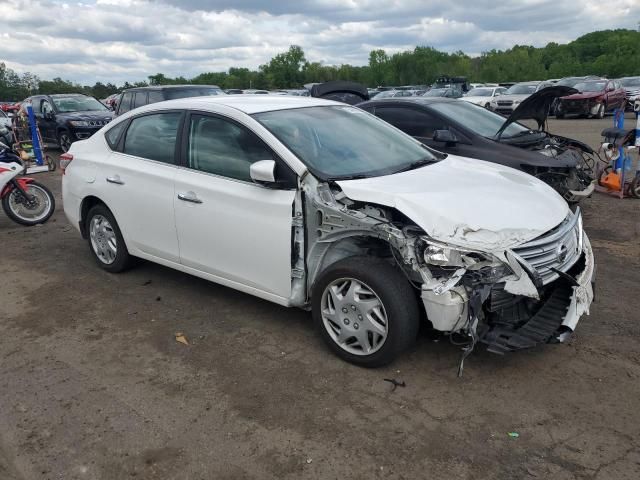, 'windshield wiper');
392,157,440,174
326,173,370,181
